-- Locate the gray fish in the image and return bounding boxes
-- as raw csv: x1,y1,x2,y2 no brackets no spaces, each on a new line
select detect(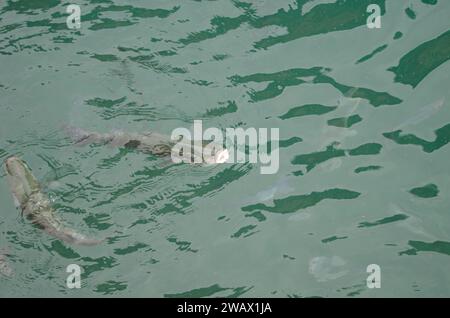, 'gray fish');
4,157,103,246
63,125,229,164
309,256,348,282
395,98,444,131
64,125,174,155
0,252,14,278
241,176,294,205
316,90,361,173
